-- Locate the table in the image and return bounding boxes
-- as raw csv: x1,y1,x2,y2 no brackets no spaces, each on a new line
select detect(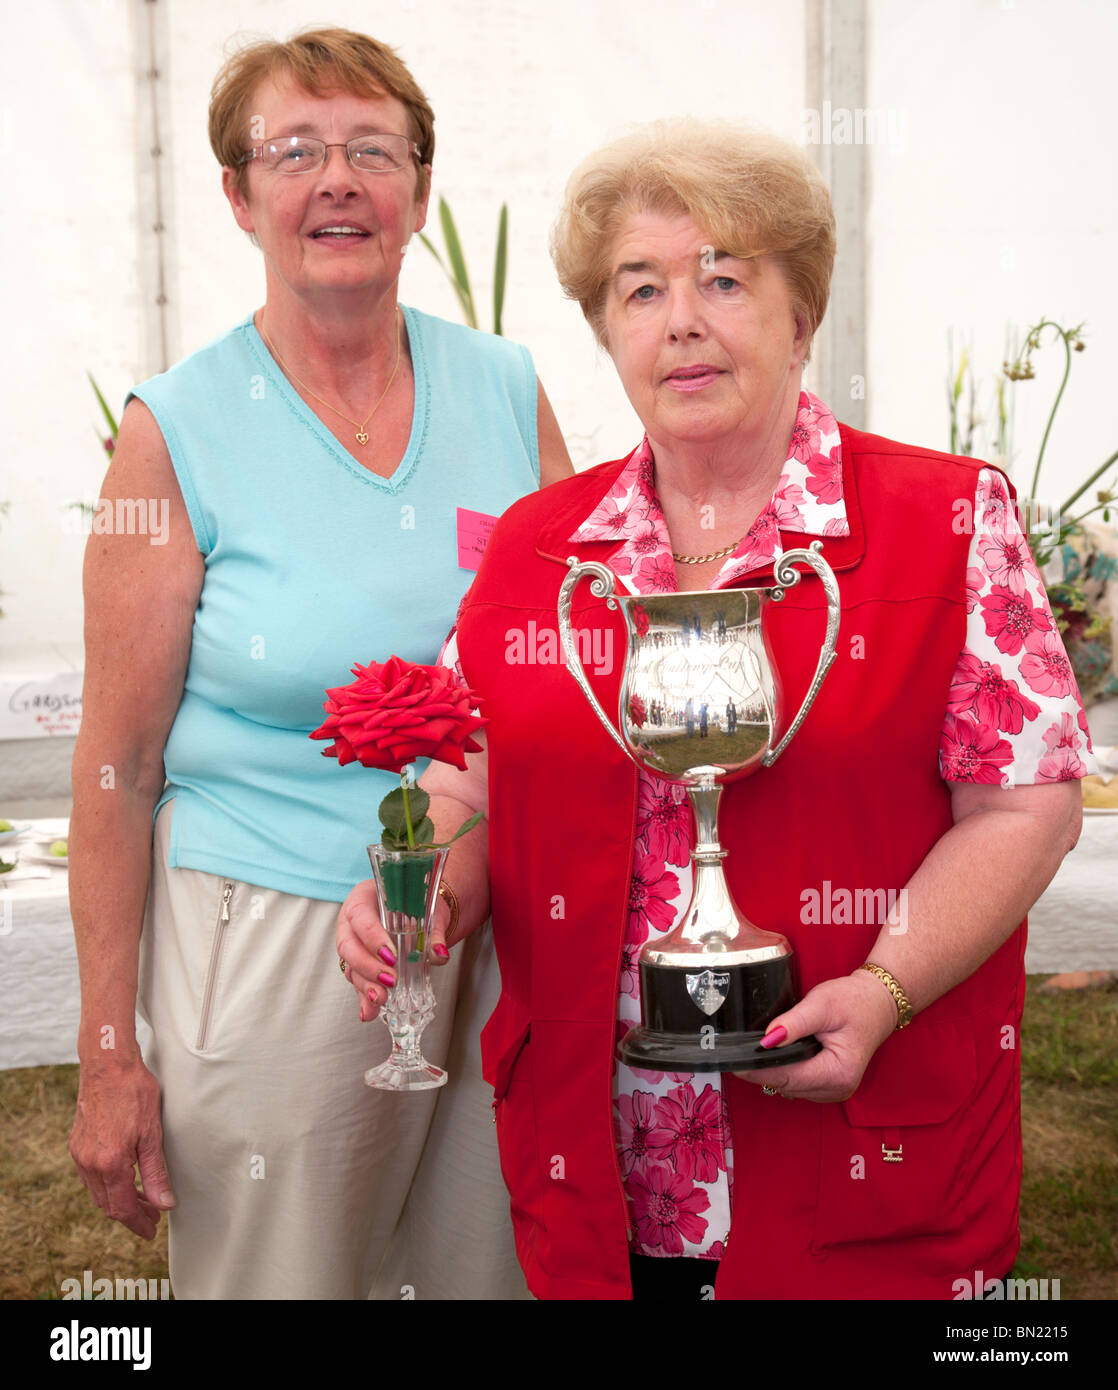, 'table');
0,820,150,1070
